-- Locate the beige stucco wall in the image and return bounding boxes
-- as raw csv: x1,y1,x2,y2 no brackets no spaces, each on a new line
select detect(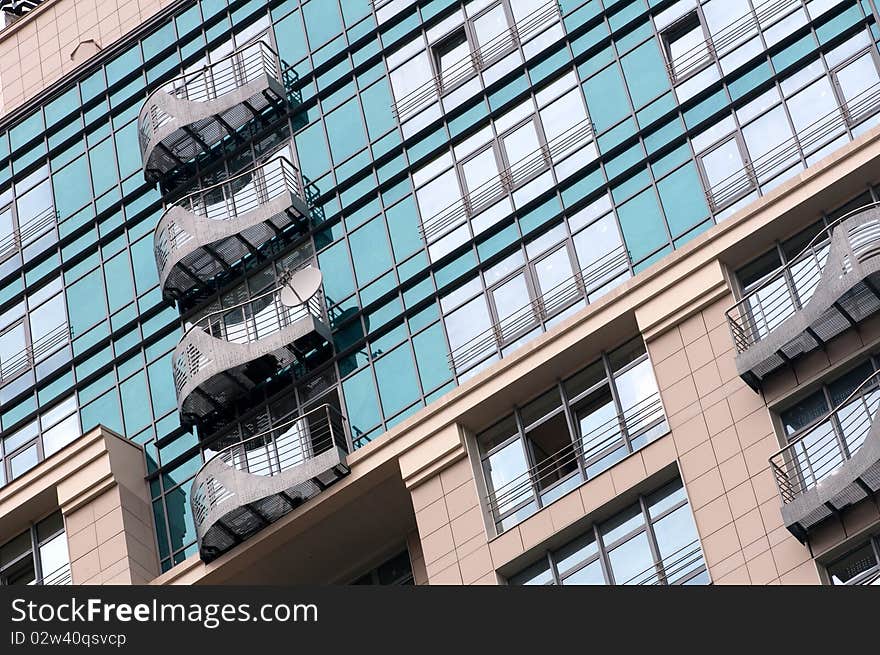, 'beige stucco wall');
0,0,176,116
0,426,160,585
